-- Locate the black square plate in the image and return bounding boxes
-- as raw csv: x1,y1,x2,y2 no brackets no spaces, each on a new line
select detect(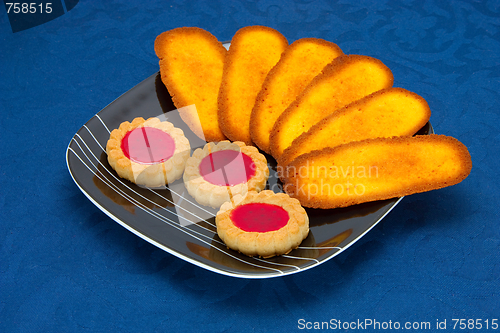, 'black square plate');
66,69,433,279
